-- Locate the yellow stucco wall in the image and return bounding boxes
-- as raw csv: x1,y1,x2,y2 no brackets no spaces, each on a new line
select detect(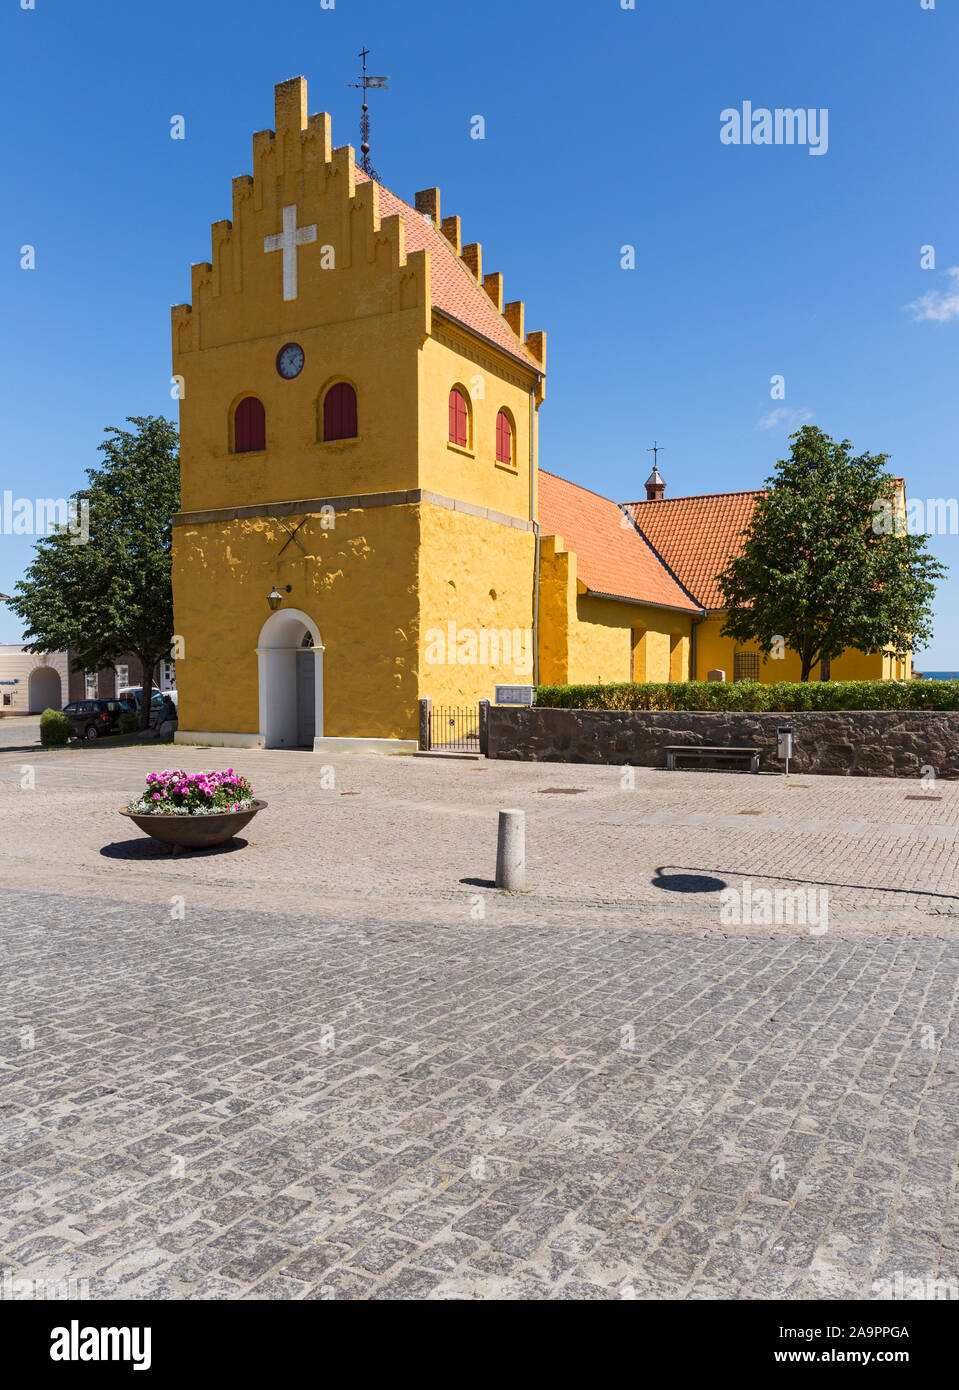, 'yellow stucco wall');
172,496,542,742
569,595,690,685
537,535,693,685
417,329,540,521
537,538,572,686
694,613,912,682
176,313,423,516
417,504,536,705
173,504,422,740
